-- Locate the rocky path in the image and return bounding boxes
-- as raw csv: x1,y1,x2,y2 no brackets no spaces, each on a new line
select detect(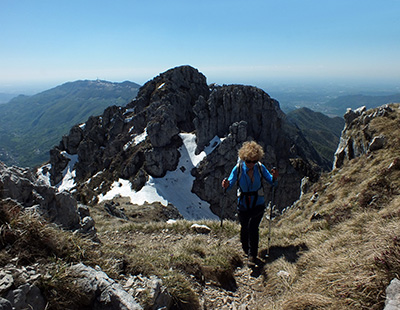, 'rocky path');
198,264,272,309
97,224,274,310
